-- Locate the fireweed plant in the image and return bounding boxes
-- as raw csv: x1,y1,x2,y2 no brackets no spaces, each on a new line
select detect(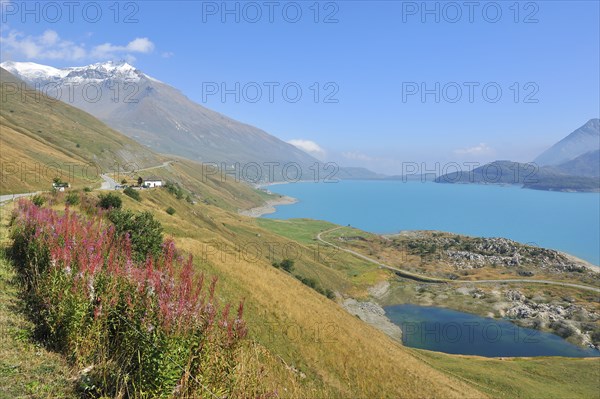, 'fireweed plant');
9,199,248,398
